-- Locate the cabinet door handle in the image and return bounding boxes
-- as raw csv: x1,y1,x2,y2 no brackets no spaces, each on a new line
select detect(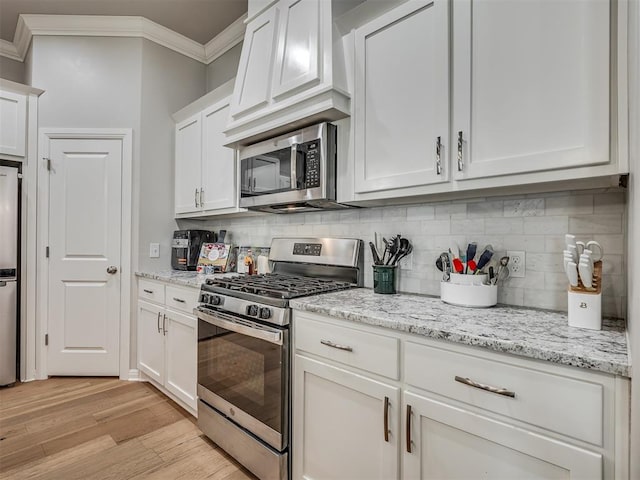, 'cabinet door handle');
163,314,167,336
199,188,204,207
457,131,464,172
157,311,162,333
194,188,199,208
454,375,516,398
383,396,390,442
143,289,154,294
320,339,353,352
172,297,186,303
435,136,442,175
406,404,412,453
